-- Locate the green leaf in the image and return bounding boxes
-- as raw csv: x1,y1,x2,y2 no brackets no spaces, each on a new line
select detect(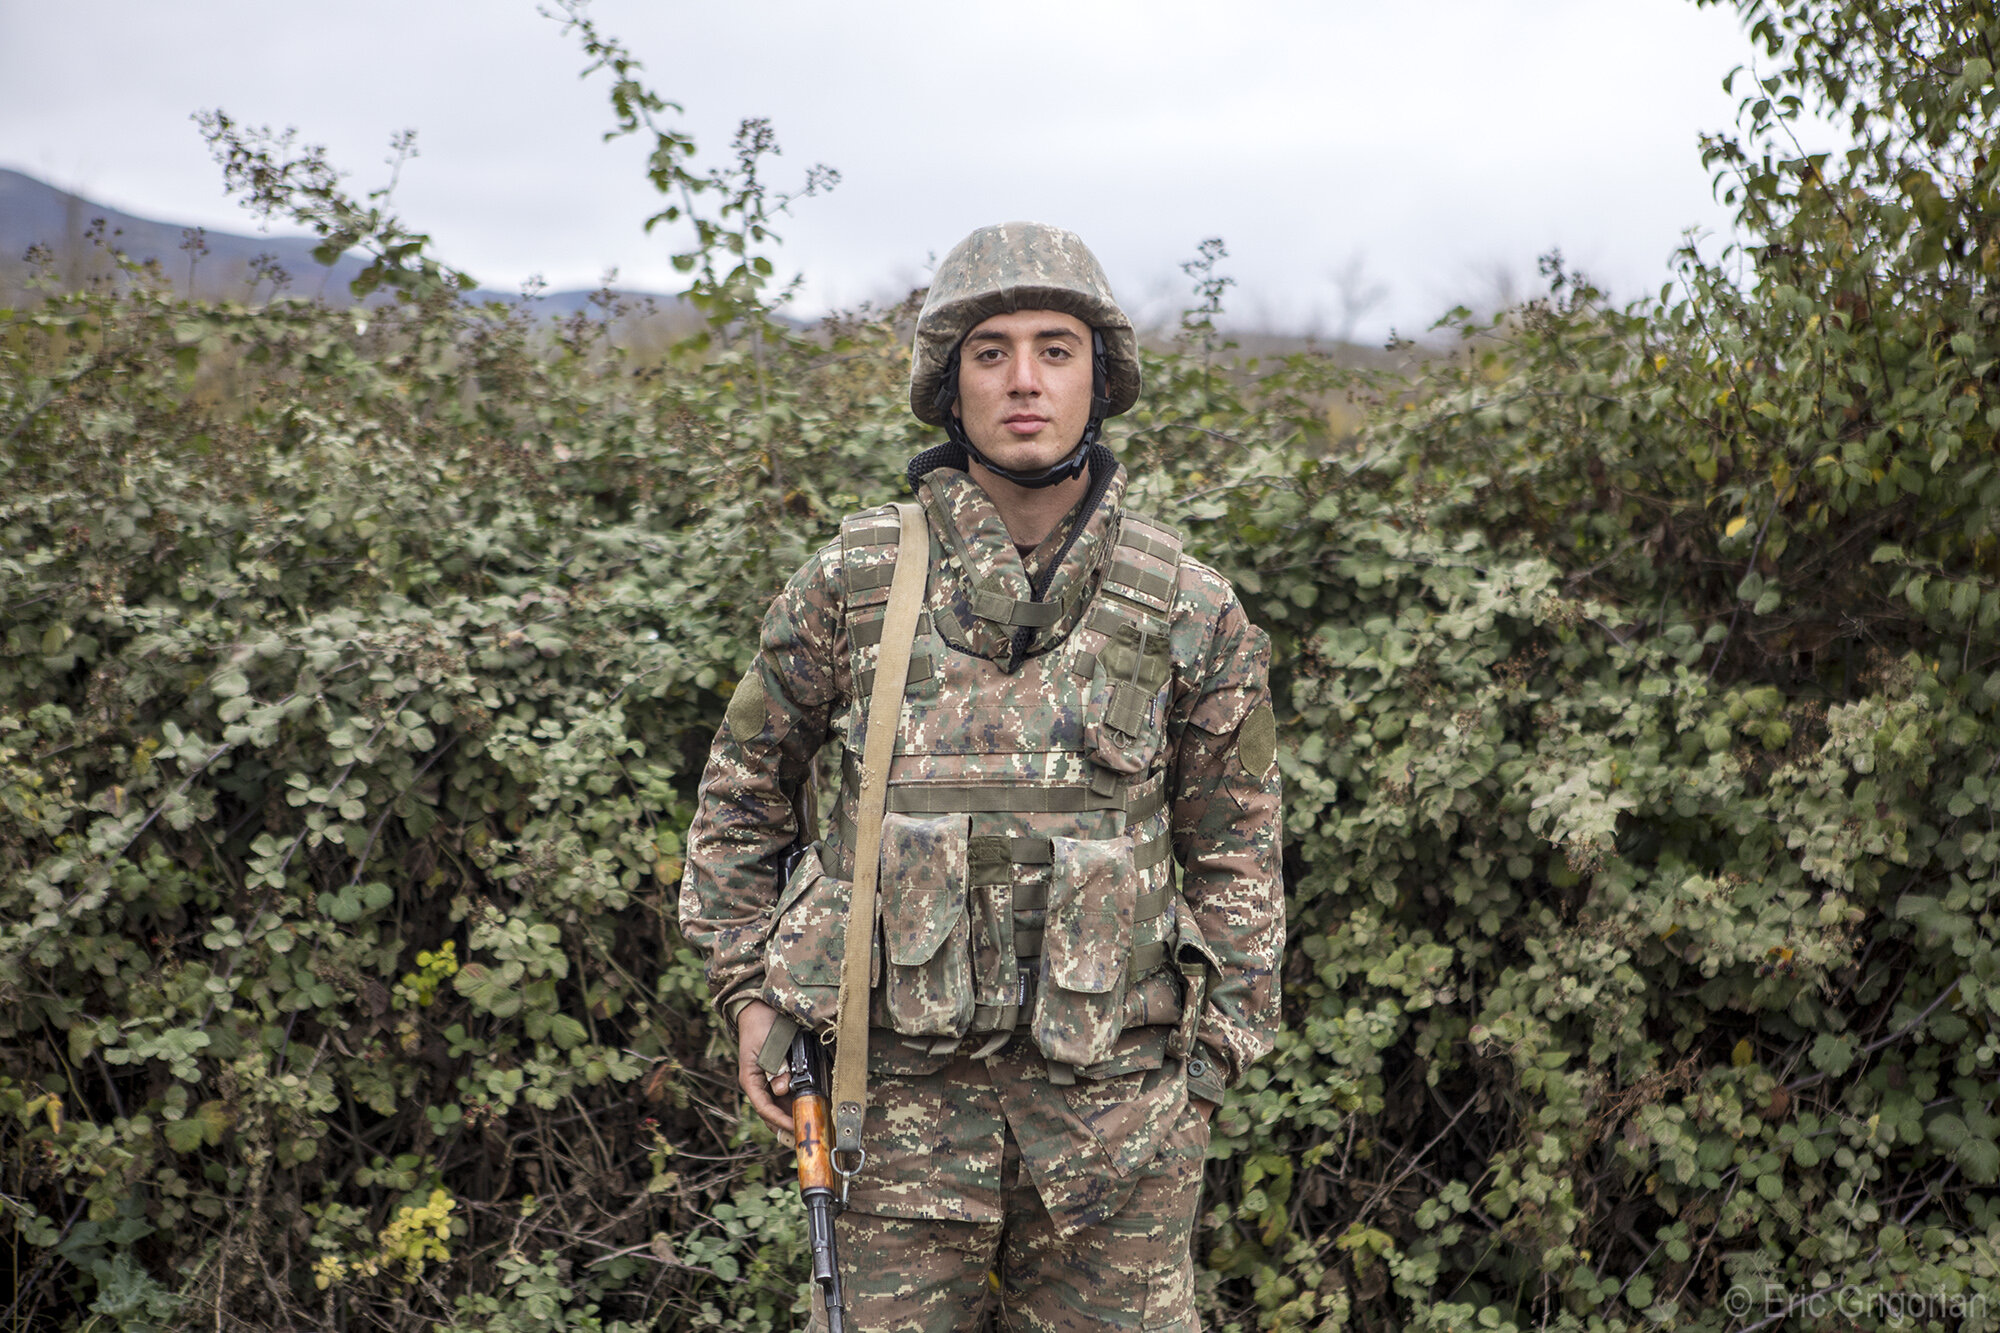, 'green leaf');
455,963,523,1018
164,1117,206,1154
1958,1137,2000,1184
1928,1113,1969,1151
1809,1034,1853,1076
195,1100,231,1146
